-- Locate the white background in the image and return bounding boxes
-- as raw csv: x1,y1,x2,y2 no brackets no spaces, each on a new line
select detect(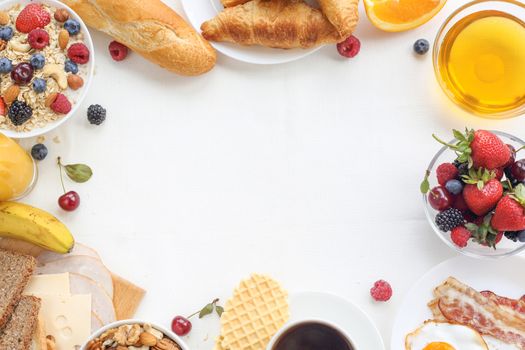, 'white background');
17,0,525,348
